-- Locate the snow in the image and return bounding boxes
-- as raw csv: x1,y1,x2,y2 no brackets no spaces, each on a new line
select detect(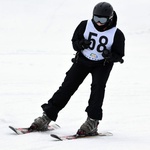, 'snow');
0,0,150,149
